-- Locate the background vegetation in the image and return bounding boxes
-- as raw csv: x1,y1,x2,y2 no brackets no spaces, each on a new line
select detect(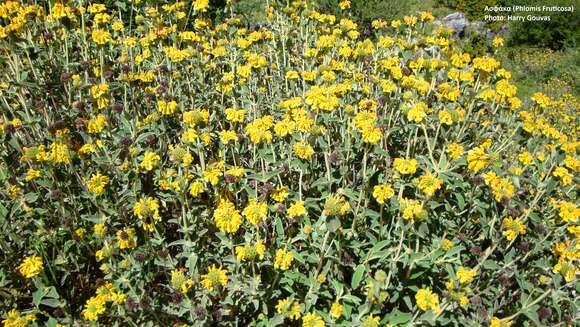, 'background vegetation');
0,0,577,326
